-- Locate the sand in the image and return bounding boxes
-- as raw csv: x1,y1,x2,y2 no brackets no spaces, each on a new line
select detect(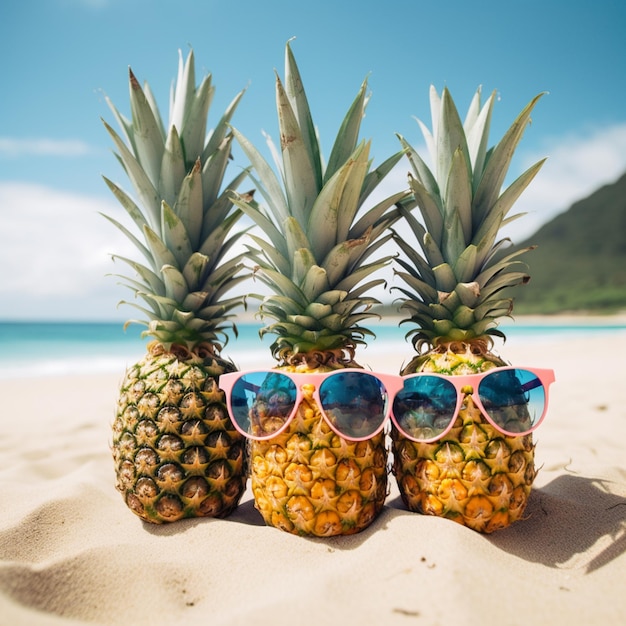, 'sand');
1,331,625,625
